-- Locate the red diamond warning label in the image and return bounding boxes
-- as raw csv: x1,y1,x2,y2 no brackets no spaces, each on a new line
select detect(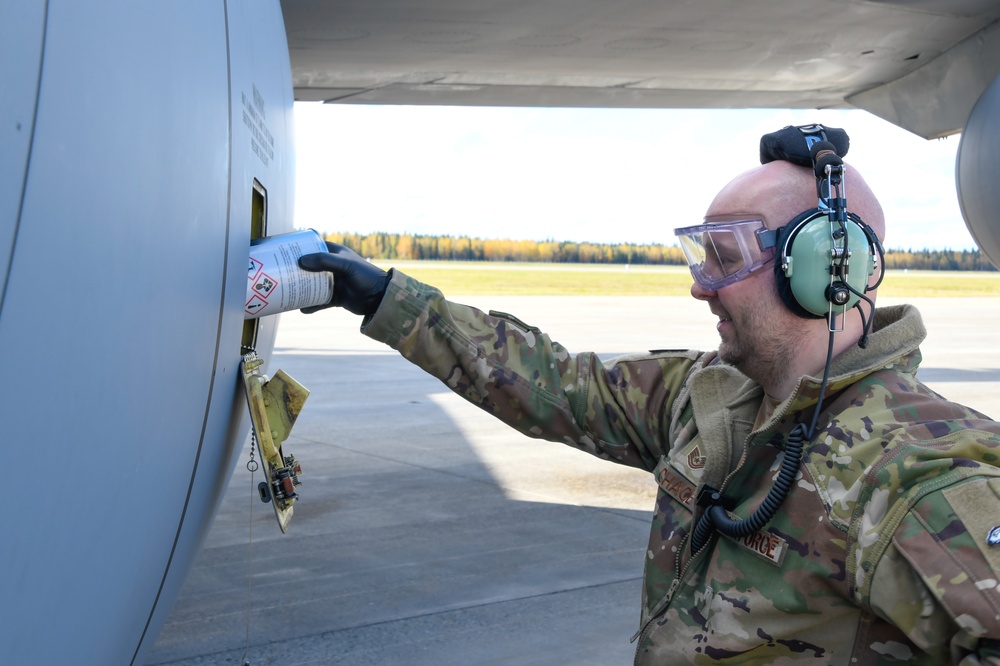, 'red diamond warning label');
245,294,267,316
248,256,263,282
252,272,278,299
246,265,278,316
